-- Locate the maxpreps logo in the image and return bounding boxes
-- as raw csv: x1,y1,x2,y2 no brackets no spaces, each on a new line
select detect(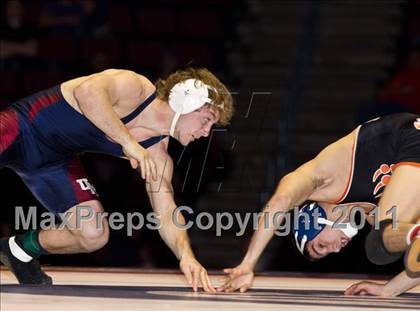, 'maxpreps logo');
372,163,395,198
414,118,420,130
